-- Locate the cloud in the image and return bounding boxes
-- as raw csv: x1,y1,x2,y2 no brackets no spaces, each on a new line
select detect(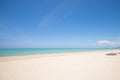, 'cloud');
97,40,120,47
38,0,81,27
97,40,112,45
